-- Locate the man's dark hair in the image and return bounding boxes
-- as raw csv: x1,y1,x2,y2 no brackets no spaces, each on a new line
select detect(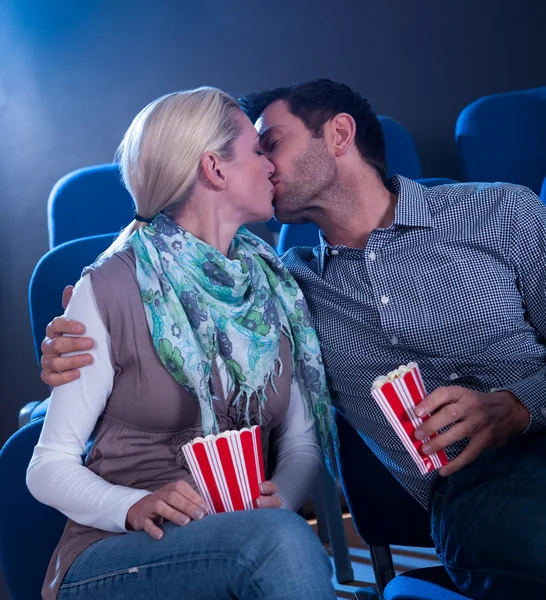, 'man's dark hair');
239,79,387,182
